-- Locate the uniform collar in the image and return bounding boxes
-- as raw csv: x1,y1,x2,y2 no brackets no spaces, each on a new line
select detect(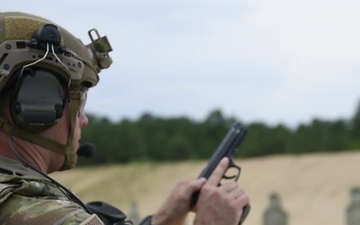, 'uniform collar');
0,155,41,177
